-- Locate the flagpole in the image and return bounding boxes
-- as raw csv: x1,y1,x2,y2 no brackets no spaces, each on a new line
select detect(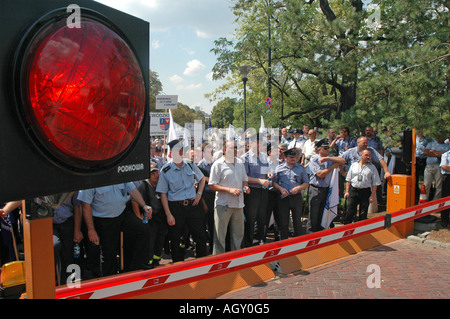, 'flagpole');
162,108,167,164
